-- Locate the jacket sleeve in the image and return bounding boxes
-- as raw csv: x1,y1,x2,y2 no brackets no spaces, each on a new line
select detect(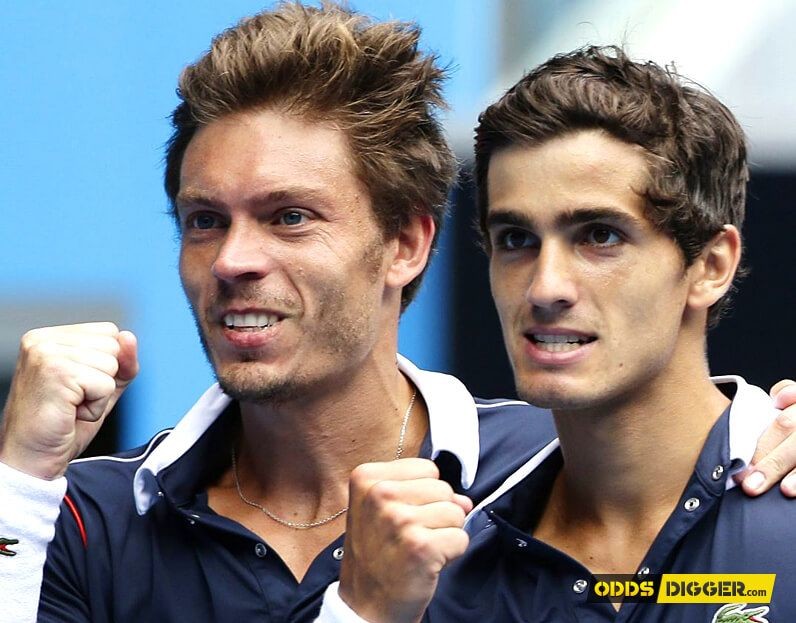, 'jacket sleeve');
0,462,66,623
